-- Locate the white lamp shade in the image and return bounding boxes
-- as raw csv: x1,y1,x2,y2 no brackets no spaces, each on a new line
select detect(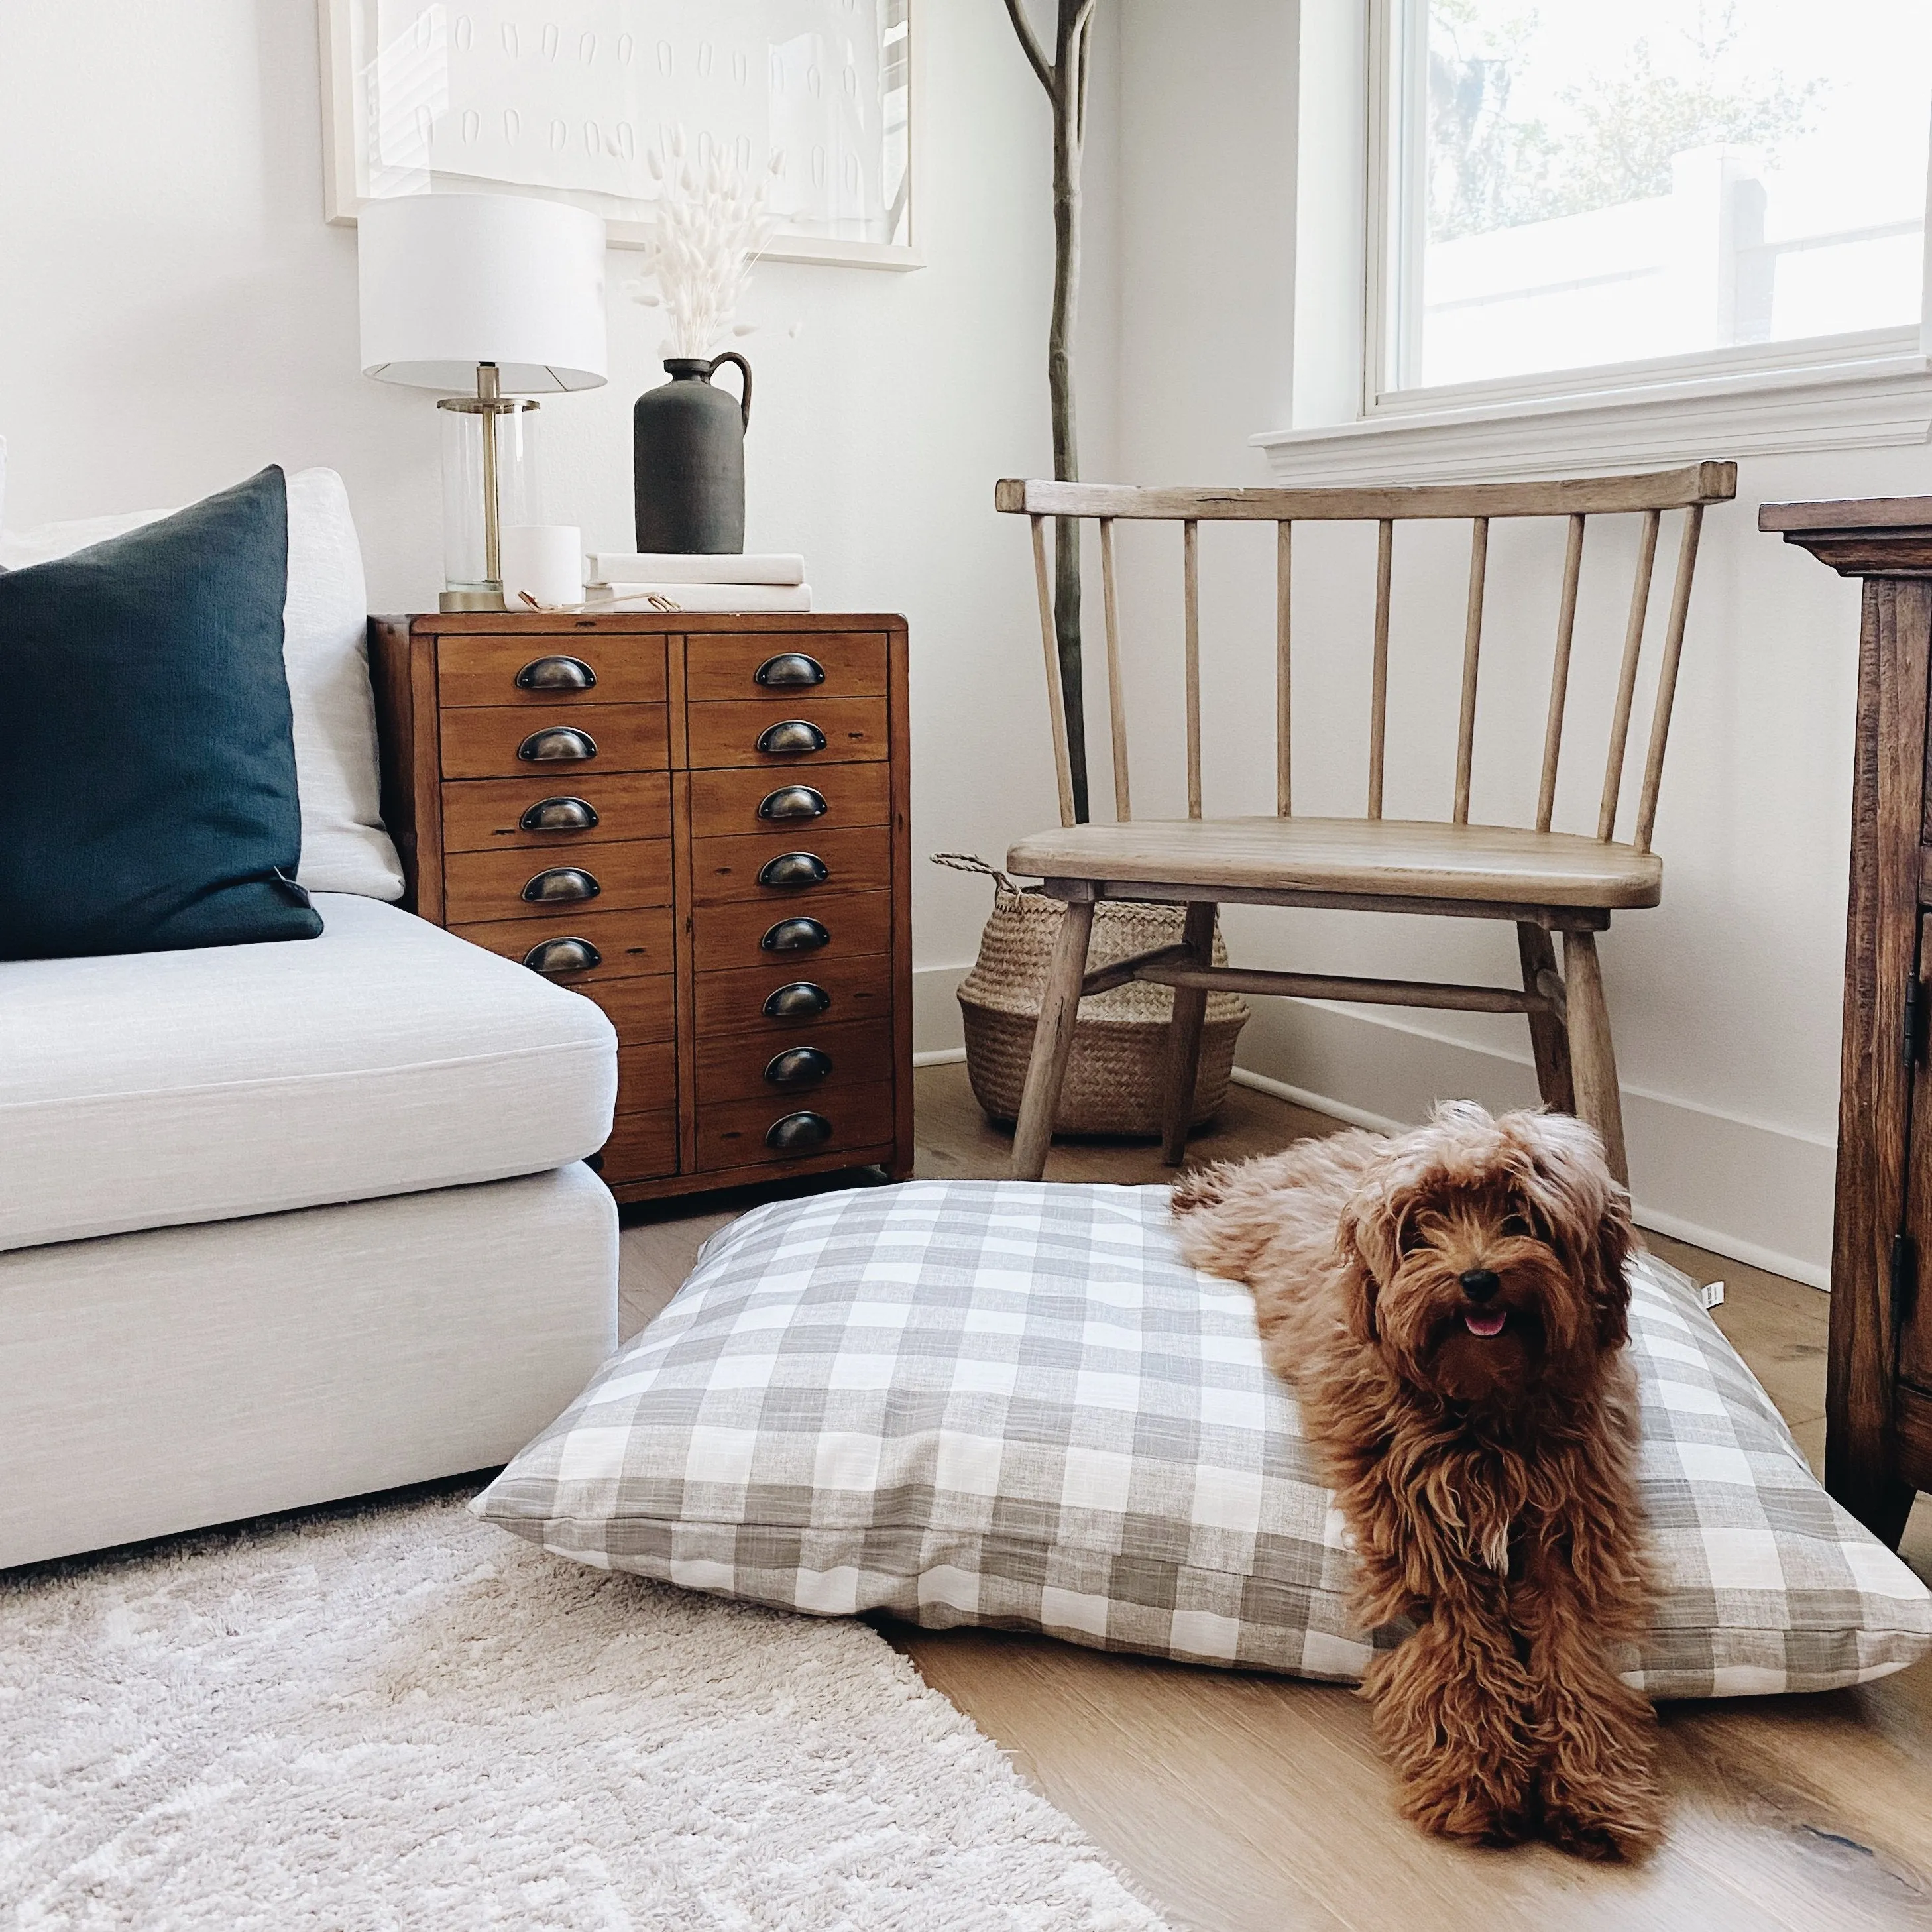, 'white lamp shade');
358,193,607,393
